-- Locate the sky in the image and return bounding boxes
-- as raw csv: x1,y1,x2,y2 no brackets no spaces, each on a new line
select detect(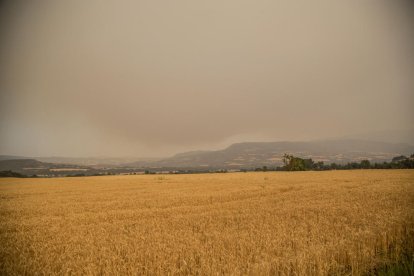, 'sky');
0,0,413,157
